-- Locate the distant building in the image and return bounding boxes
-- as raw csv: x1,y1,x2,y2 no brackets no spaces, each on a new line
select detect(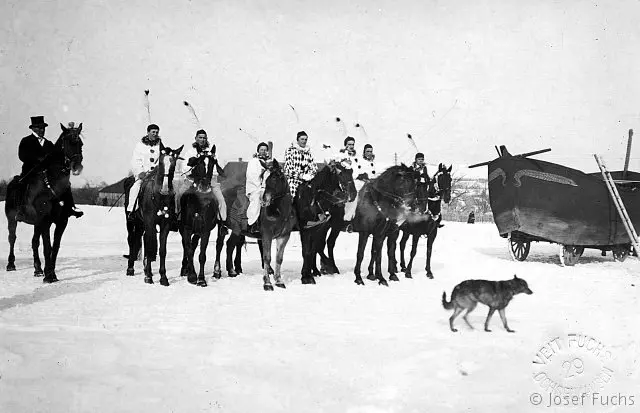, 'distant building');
97,177,129,207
